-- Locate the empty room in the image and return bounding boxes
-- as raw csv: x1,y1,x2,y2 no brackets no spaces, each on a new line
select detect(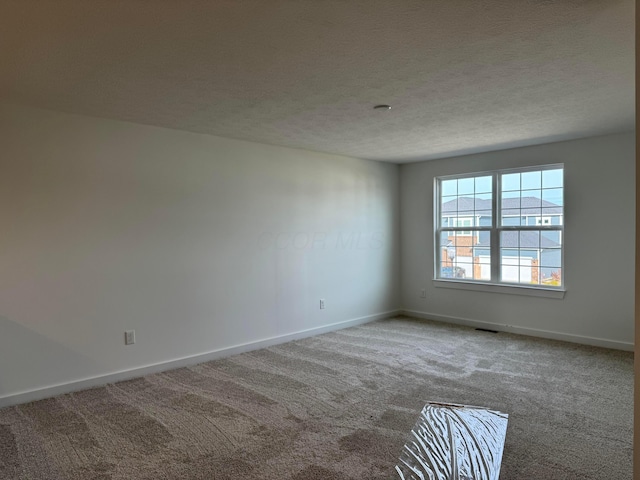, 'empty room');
0,1,635,479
